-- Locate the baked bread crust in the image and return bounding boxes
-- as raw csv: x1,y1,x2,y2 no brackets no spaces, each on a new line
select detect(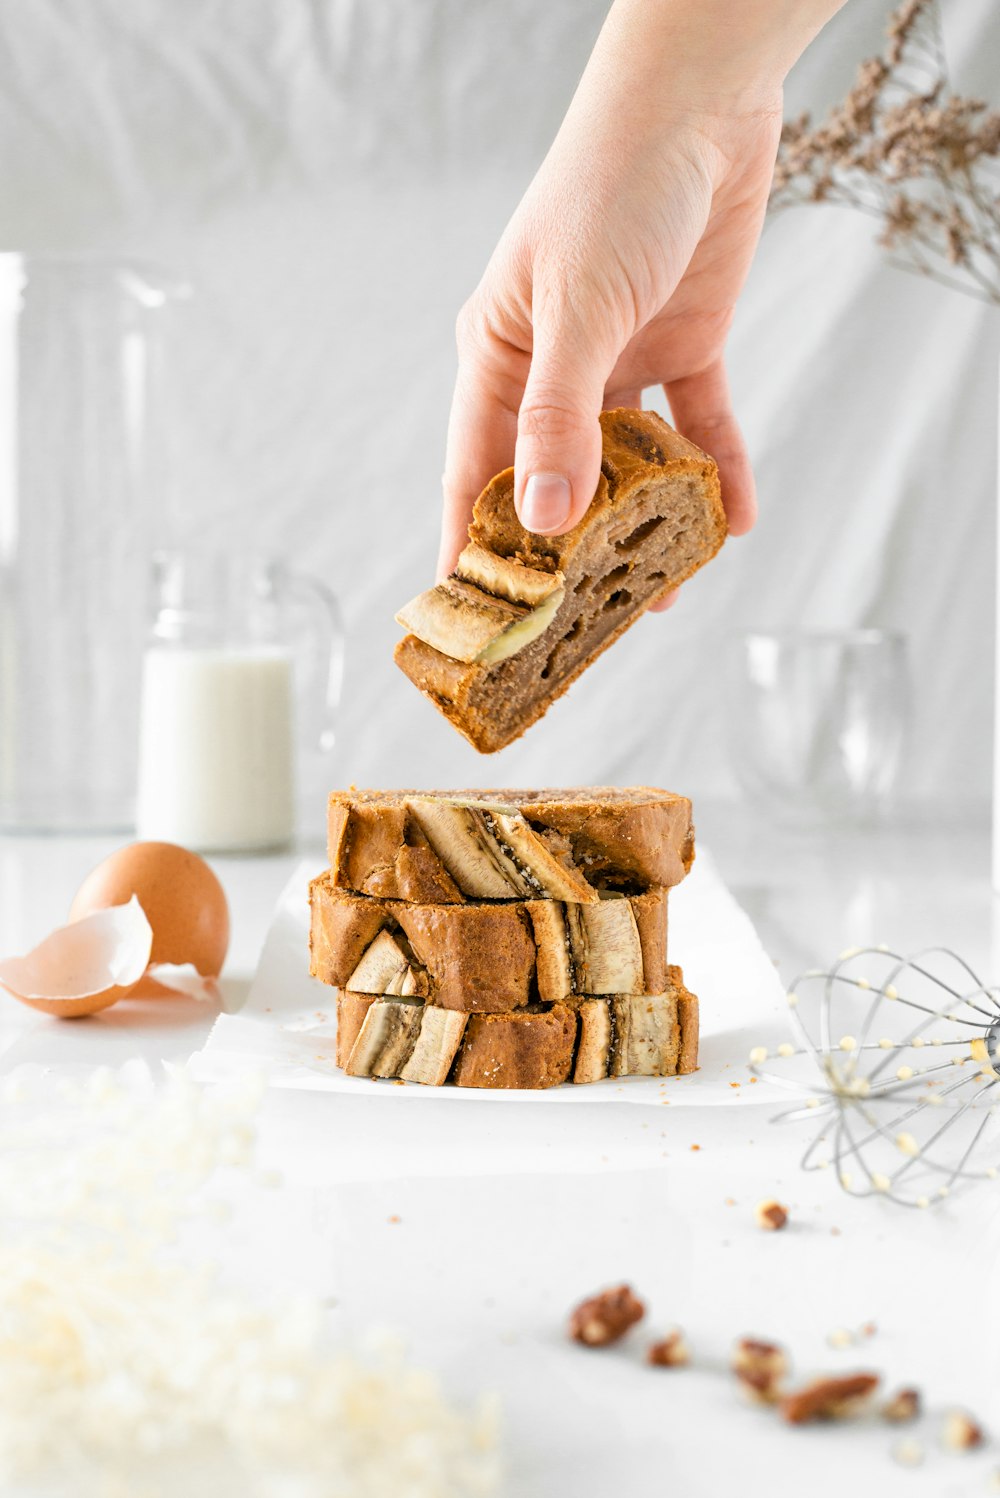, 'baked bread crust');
395,409,726,753
451,1005,578,1089
327,786,694,903
310,875,668,1011
336,991,376,1067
